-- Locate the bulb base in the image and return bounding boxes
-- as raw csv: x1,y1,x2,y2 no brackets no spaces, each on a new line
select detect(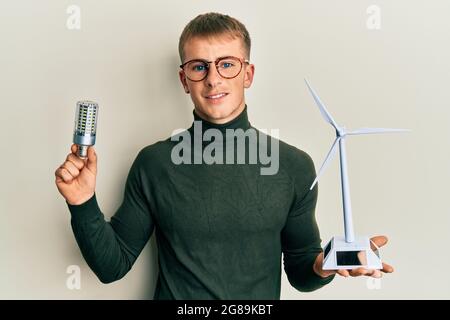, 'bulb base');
77,145,88,159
